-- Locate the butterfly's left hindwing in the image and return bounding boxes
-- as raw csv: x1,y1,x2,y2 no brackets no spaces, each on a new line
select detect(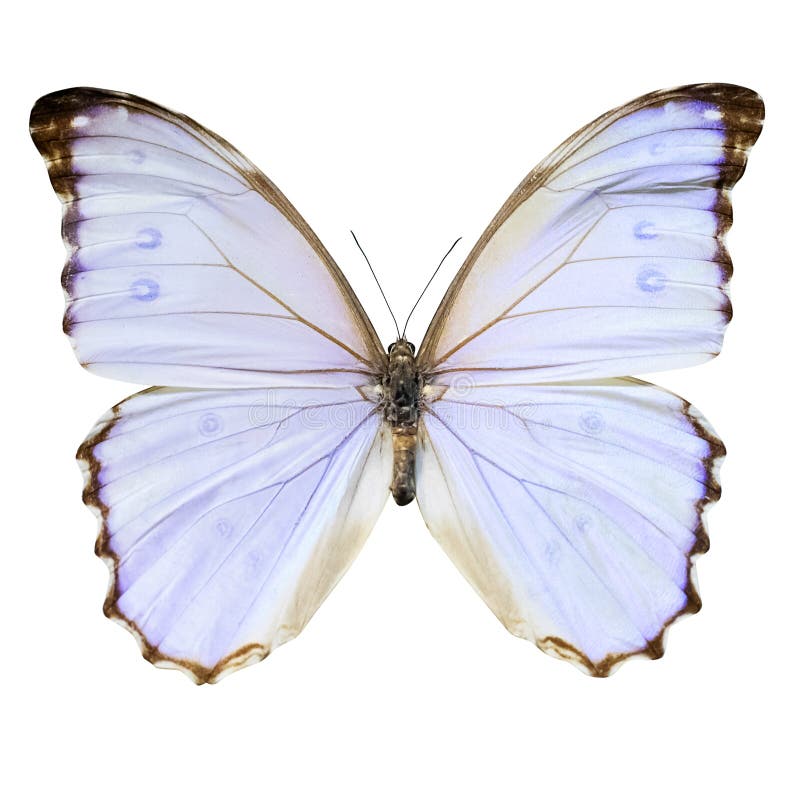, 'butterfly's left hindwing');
84,386,390,683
